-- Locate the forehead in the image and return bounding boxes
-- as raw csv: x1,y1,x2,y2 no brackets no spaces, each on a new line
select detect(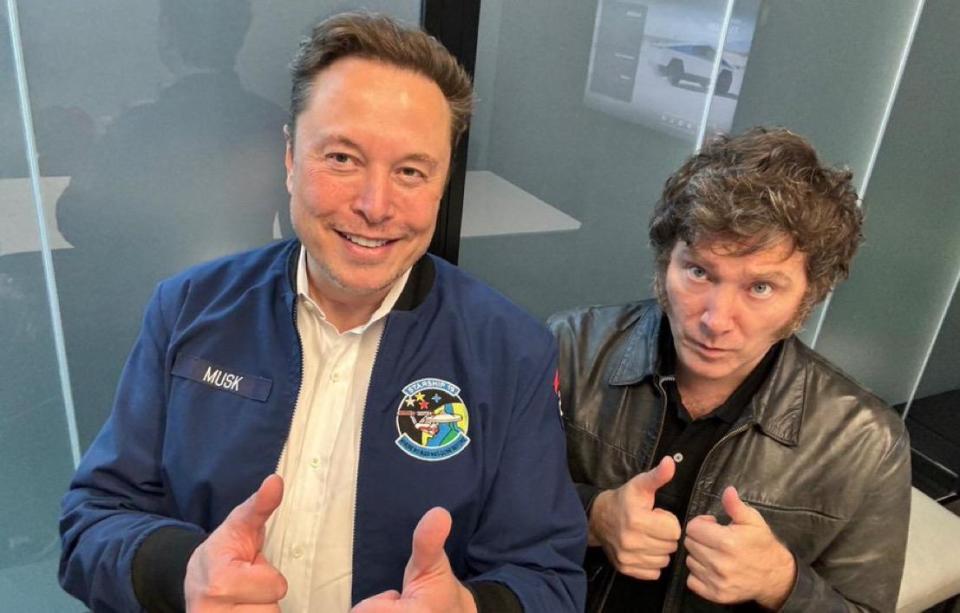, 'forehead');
301,56,451,123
